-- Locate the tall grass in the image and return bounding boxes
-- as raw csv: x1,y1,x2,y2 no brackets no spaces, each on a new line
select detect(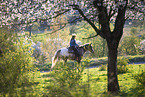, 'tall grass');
44,62,92,97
